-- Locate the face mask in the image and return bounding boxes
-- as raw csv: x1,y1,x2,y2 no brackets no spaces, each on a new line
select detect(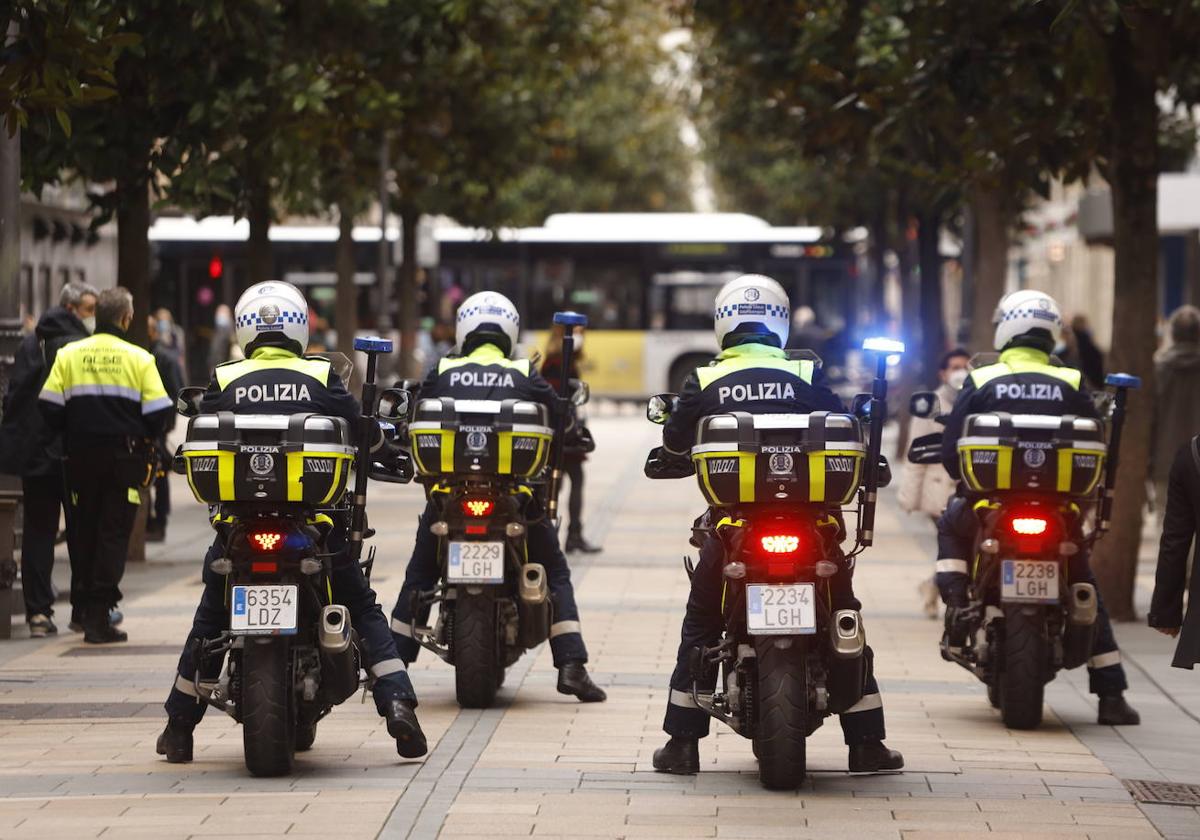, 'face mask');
156,319,171,337
947,369,968,391
81,316,96,334
215,314,232,328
